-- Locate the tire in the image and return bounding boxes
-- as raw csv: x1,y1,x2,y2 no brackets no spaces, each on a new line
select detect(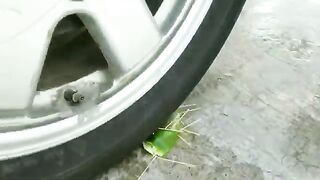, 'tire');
0,0,245,179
